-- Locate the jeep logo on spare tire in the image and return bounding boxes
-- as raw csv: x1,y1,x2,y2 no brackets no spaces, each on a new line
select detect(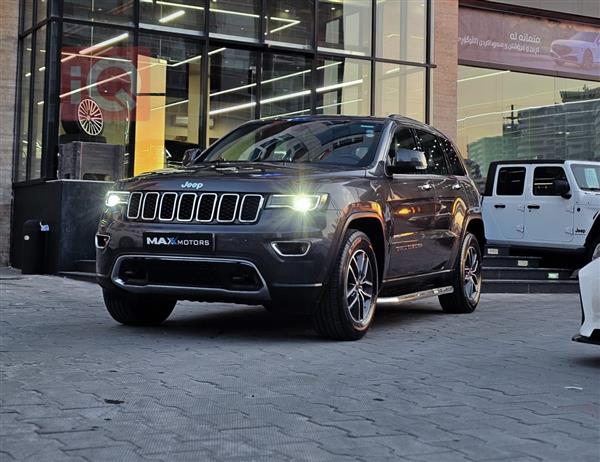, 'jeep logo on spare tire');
77,98,104,136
